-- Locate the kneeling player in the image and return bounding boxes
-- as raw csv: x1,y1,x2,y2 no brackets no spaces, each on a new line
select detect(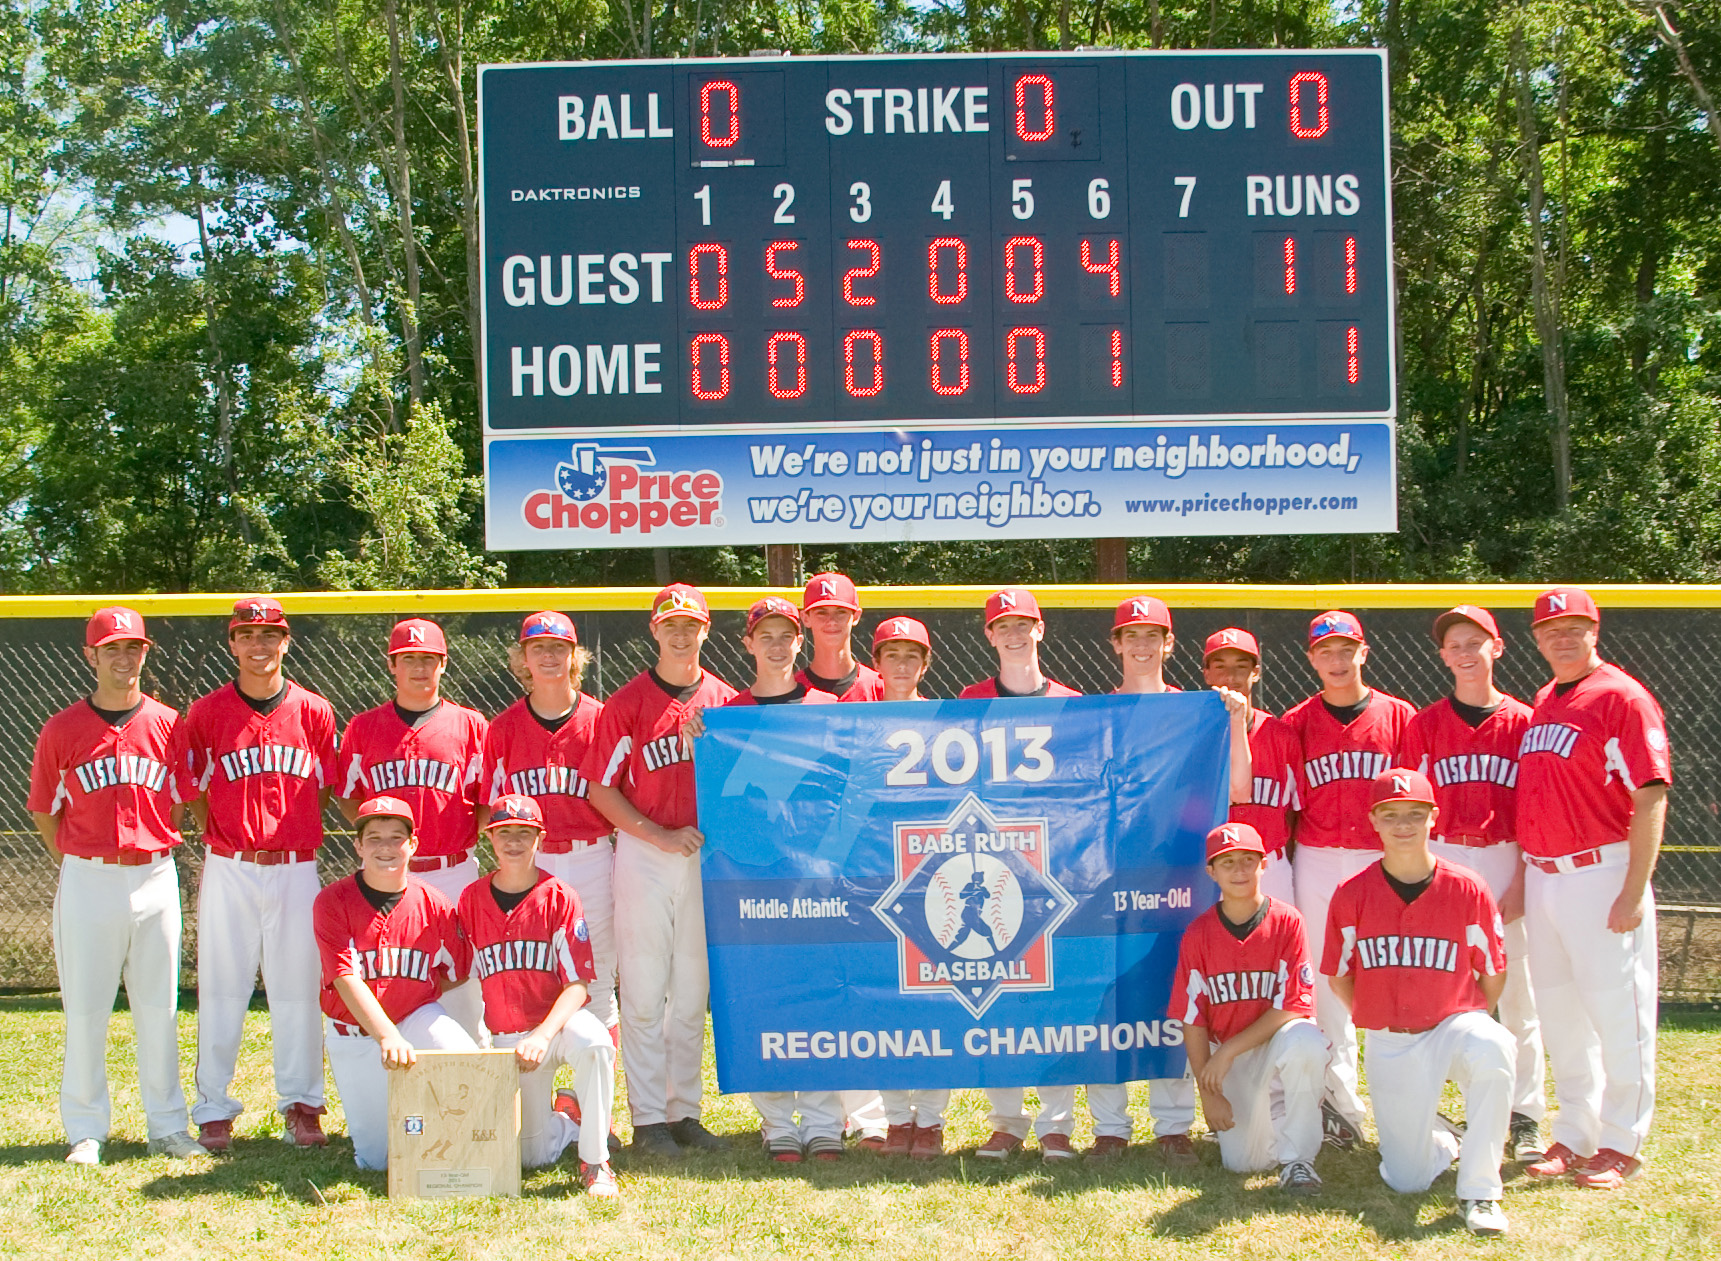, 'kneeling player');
1175,823,1328,1194
312,797,474,1171
458,795,618,1198
1323,770,1515,1237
